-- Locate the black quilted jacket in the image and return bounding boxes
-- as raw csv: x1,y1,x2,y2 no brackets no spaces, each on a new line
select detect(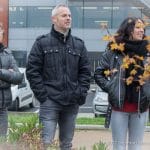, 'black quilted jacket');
0,44,23,108
26,26,91,105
